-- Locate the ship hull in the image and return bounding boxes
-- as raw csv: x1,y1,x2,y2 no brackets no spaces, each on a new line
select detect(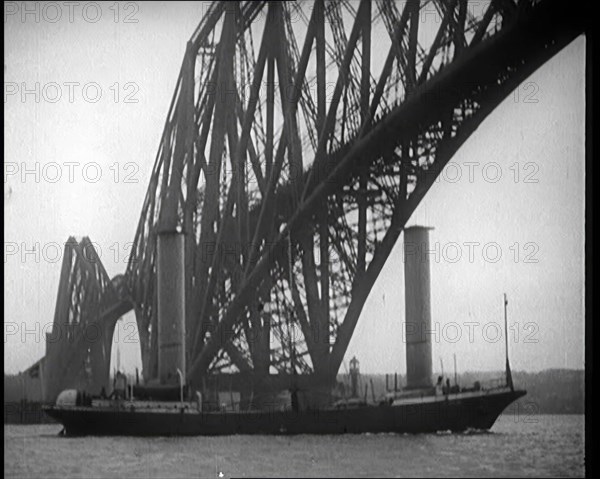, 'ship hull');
43,389,525,436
